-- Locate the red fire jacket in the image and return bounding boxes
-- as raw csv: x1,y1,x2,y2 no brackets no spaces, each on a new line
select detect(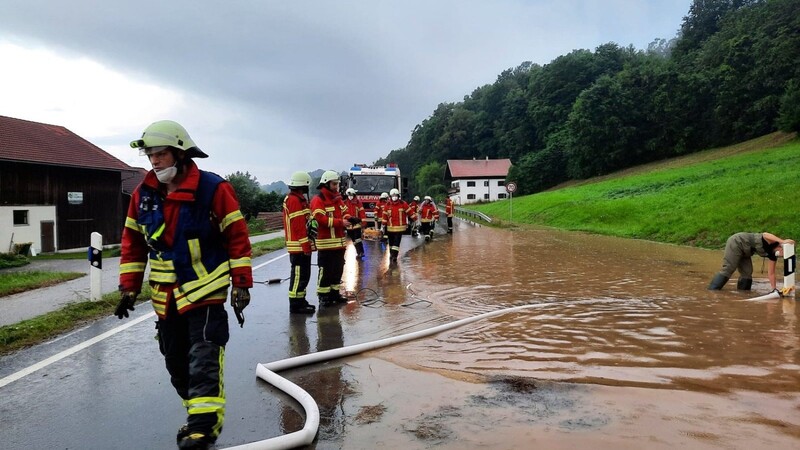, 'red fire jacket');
343,196,366,229
283,190,312,254
419,202,440,222
310,187,350,250
119,160,253,318
381,200,418,232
